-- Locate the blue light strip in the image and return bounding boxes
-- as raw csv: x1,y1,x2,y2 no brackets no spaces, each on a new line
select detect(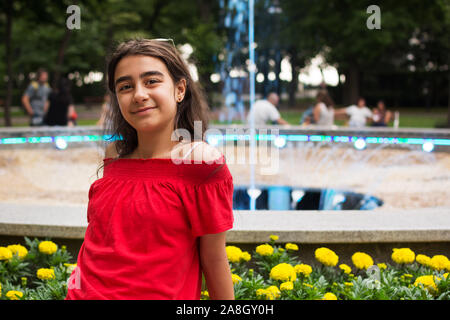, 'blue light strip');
1,134,450,147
